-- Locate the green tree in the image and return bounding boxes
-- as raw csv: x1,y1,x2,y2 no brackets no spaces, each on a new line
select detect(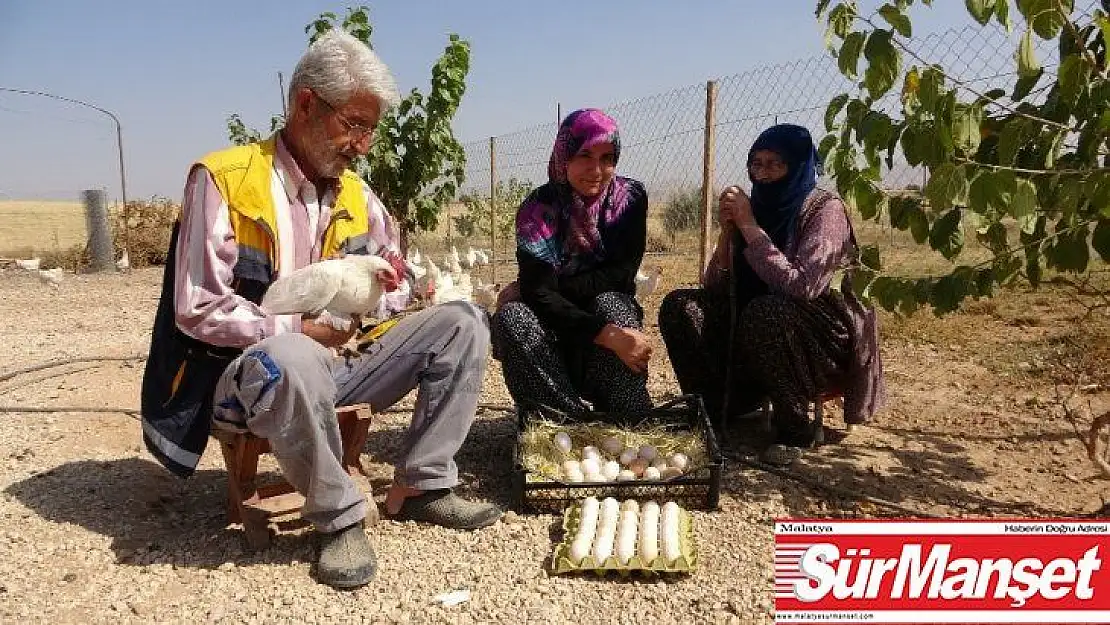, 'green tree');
816,0,1110,315
228,6,471,253
454,177,533,240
